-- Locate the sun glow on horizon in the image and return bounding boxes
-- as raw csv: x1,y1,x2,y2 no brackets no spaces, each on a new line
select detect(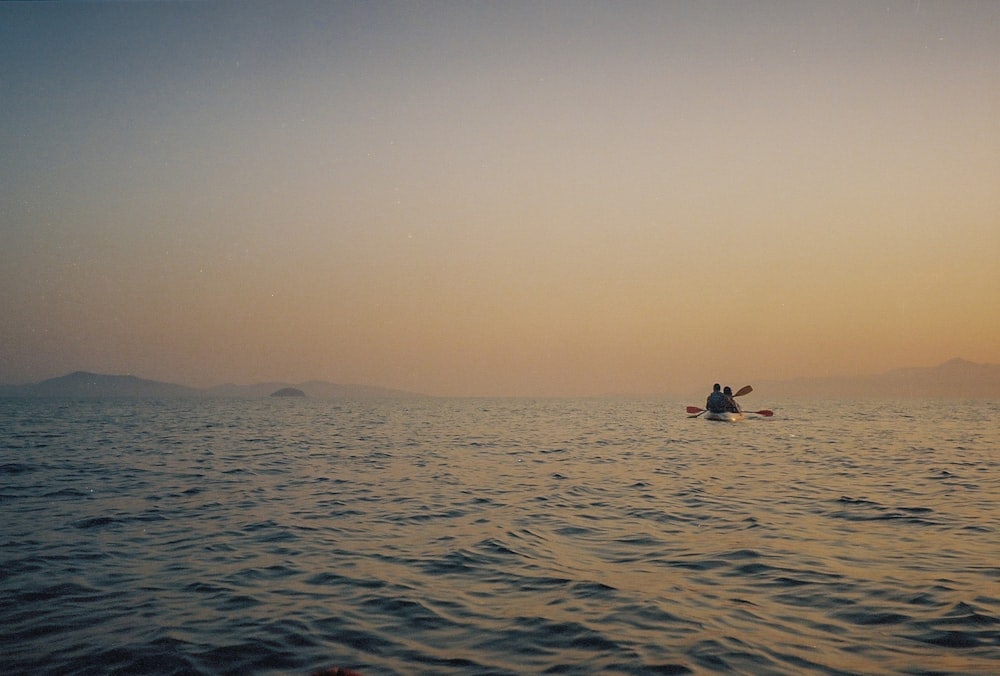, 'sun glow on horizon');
1,2,998,396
